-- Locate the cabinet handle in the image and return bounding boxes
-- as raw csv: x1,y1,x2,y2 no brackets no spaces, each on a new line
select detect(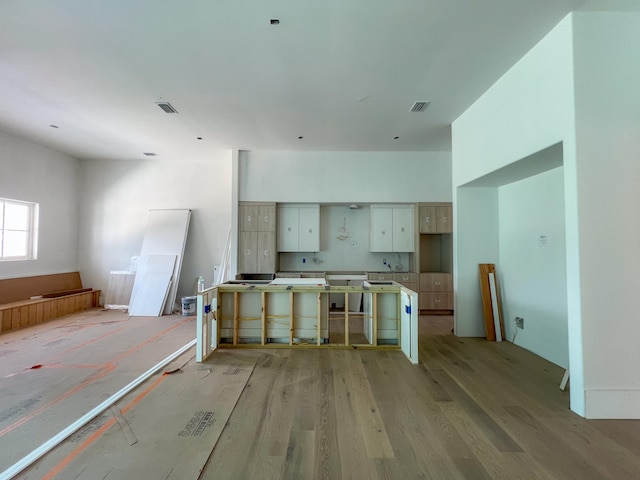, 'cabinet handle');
247,215,252,222
443,217,448,222
264,216,269,222
434,281,441,286
263,250,269,256
246,249,251,255
425,216,431,223
435,298,441,303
